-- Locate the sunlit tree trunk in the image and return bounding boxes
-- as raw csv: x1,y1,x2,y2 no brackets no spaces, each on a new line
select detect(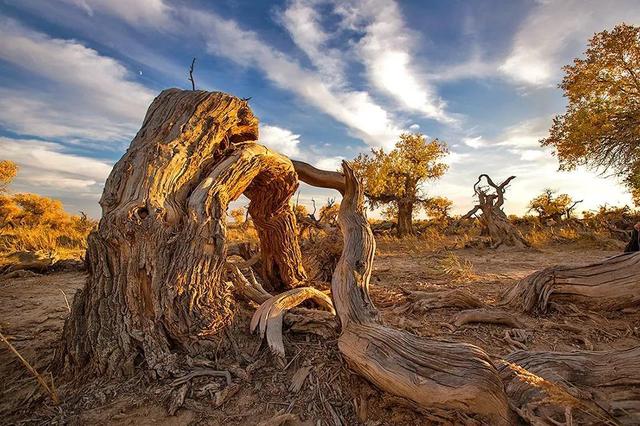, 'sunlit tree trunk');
54,90,305,378
397,200,414,236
